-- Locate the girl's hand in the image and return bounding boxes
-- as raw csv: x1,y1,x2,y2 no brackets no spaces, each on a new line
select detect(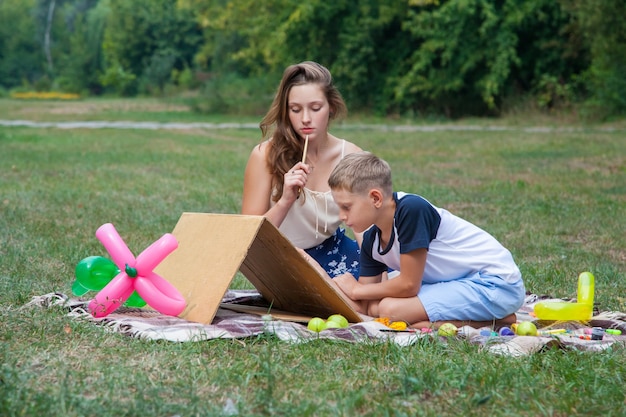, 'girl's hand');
282,162,310,202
